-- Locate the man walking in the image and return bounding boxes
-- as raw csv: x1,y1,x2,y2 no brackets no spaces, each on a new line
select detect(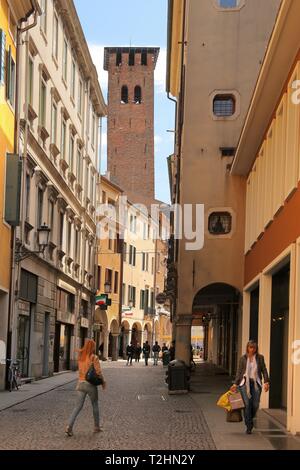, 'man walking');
143,341,150,366
135,343,142,362
126,342,134,366
152,341,161,366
